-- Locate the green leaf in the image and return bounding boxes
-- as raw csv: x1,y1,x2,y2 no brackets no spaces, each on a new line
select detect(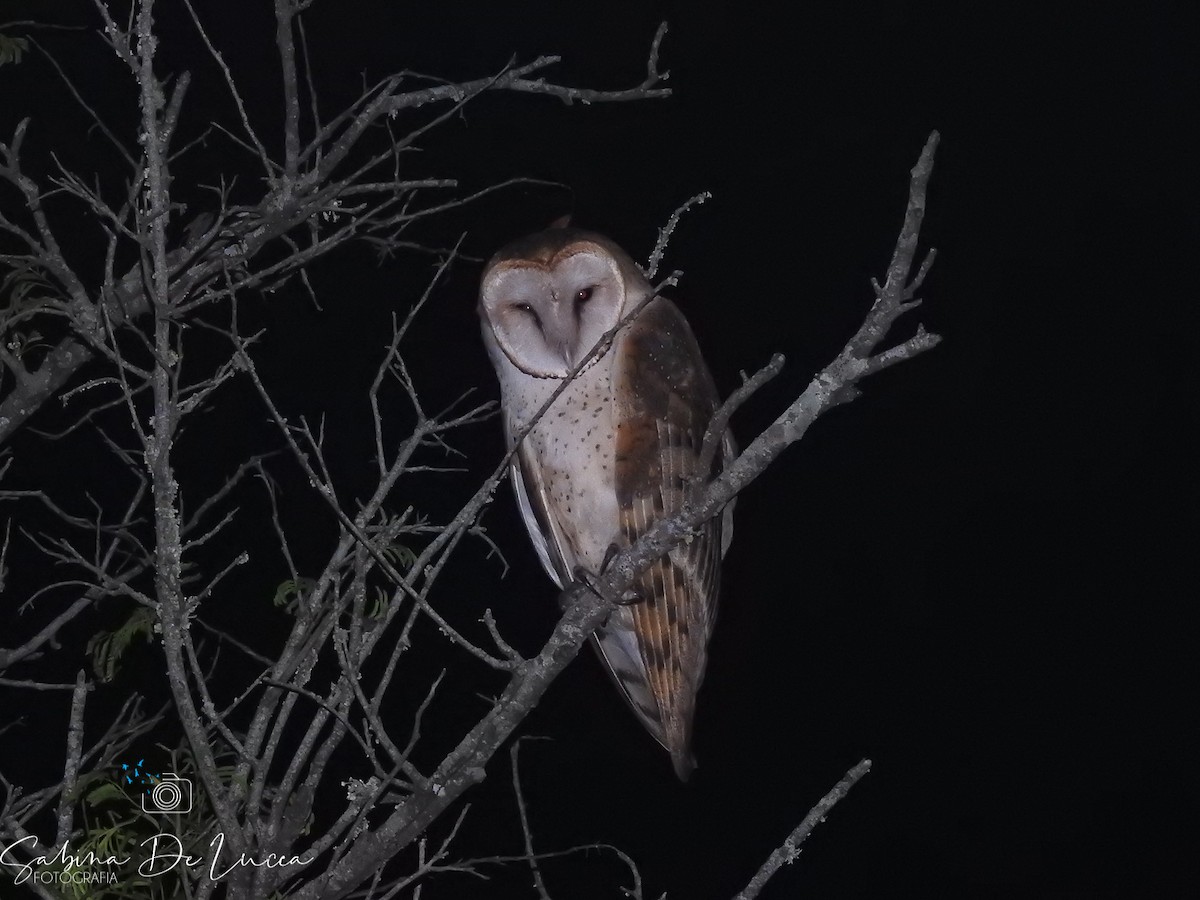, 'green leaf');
86,607,157,682
84,782,129,806
0,34,29,67
273,576,316,610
